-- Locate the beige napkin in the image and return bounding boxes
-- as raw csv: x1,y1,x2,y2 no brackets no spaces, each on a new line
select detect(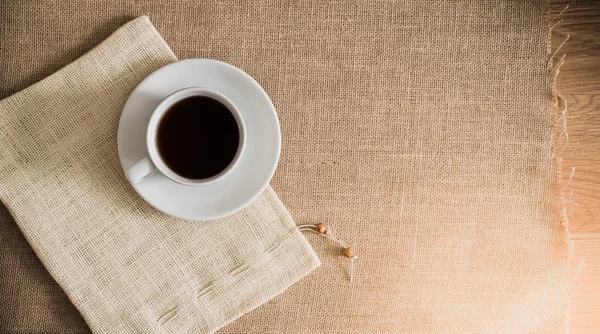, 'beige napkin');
0,16,319,333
